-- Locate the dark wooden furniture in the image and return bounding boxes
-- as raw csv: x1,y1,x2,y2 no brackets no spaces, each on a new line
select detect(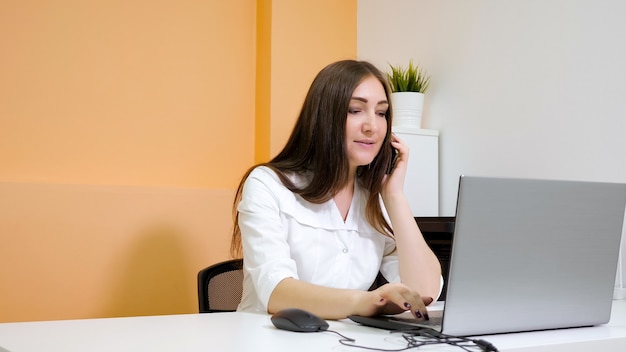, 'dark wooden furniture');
369,217,455,301
415,216,455,300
